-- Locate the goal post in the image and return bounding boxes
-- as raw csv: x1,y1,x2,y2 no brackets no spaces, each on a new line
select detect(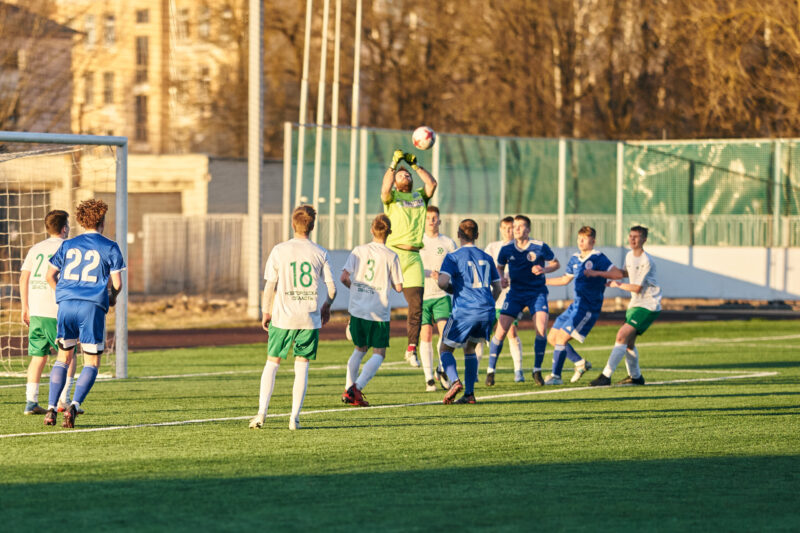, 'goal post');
0,131,128,378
